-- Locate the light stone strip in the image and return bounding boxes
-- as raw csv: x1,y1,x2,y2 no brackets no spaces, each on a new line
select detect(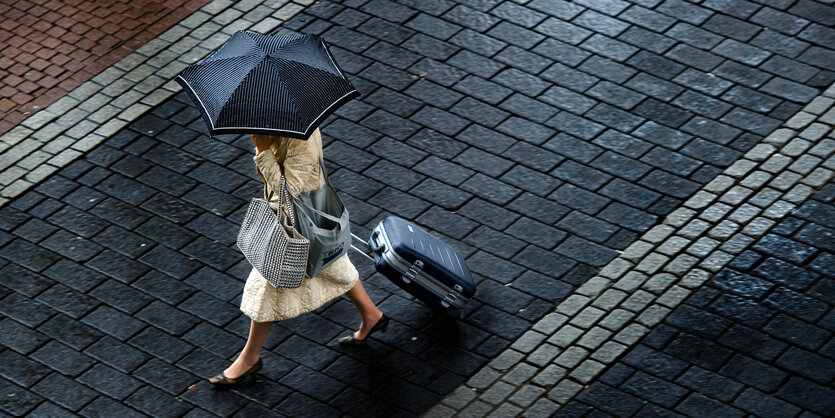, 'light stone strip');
0,0,310,206
428,84,835,418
